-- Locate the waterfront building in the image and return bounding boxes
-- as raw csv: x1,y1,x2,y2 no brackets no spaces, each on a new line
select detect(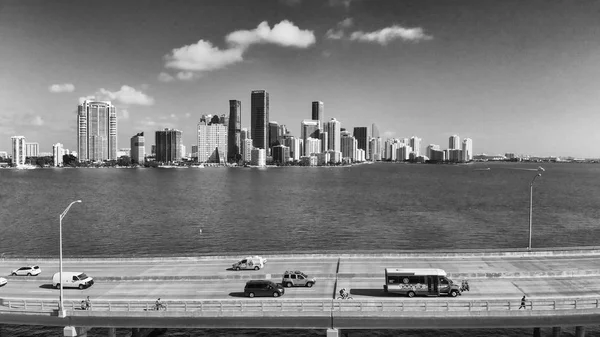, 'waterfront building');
197,114,227,163
242,138,253,163
327,150,342,164
284,136,301,161
326,118,341,153
369,137,382,161
272,145,290,164
305,137,321,156
301,155,318,166
151,145,156,155
449,135,460,150
398,144,412,161
384,139,396,160
410,136,421,157
11,136,26,166
353,127,370,160
447,149,463,162
251,90,269,150
155,128,182,163
311,101,324,129
250,148,266,166
426,144,440,159
117,148,130,158
462,138,473,162
53,143,64,167
430,149,445,162
505,153,516,160
180,145,186,160
319,131,328,154
301,119,320,155
228,100,241,163
268,121,280,152
77,100,117,162
356,149,365,162
191,145,198,160
316,152,330,165
372,123,380,139
25,142,39,157
341,134,358,162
